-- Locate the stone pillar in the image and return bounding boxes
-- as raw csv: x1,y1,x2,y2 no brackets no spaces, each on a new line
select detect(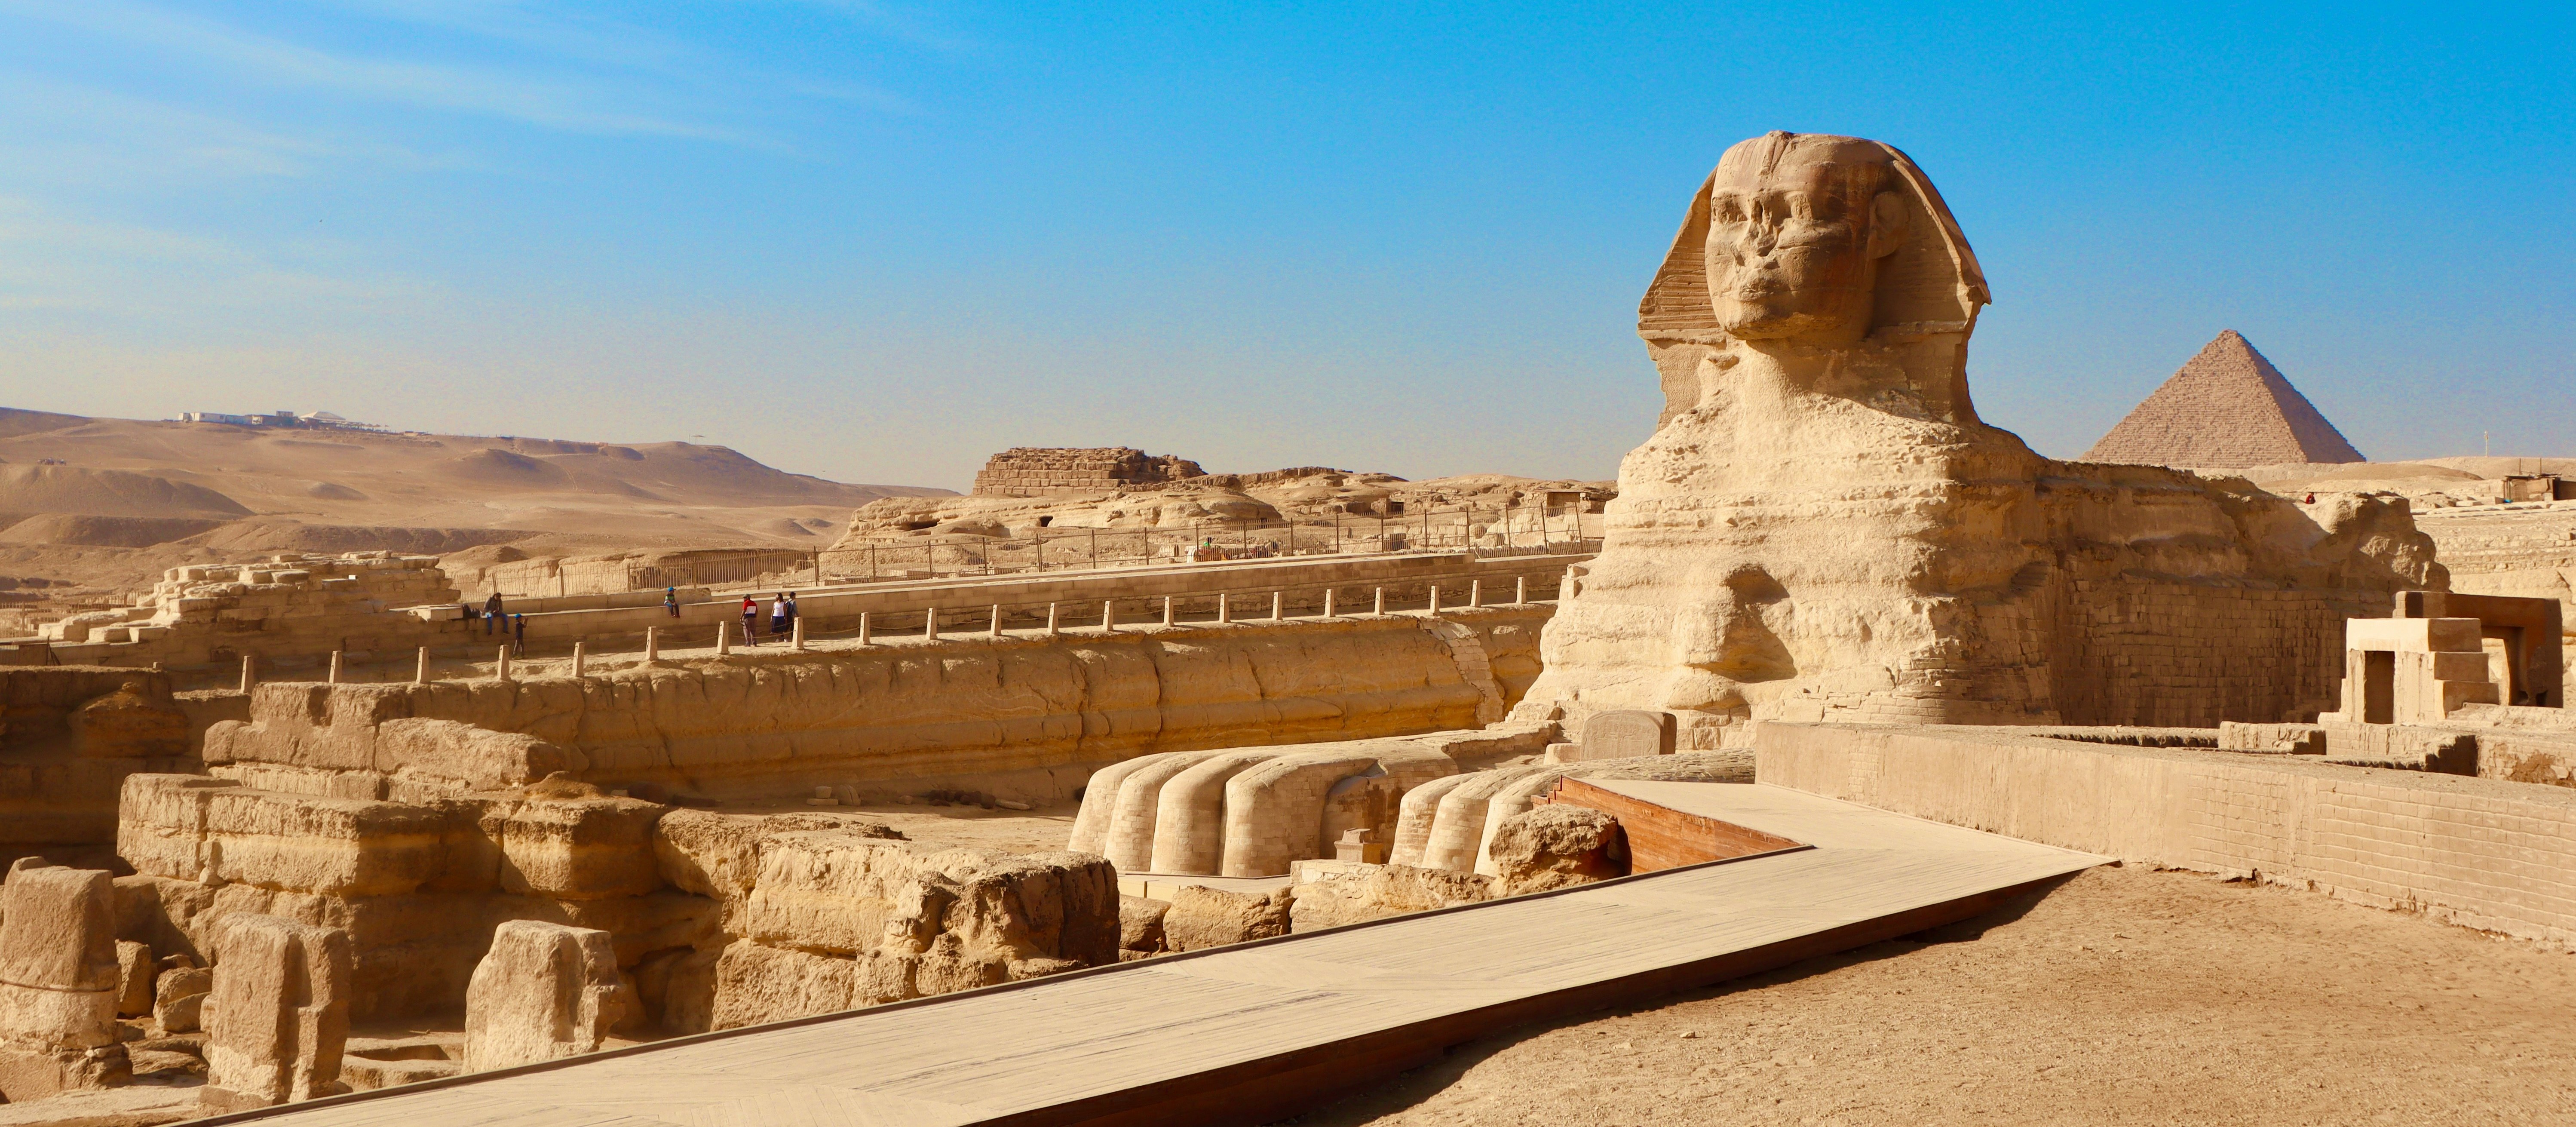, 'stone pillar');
791,617,805,650
1162,596,1175,627
1324,589,1337,617
859,613,871,646
1217,593,1230,623
239,655,255,694
1271,592,1283,620
200,915,351,1112
1374,588,1386,615
716,620,731,656
414,647,430,685
0,860,122,1100
925,608,940,640
326,651,342,685
571,642,587,678
645,626,660,662
1047,602,1060,638
496,645,513,682
1428,585,1442,615
1101,600,1116,633
1516,576,1527,605
1470,580,1482,608
463,921,626,1074
989,604,1003,638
